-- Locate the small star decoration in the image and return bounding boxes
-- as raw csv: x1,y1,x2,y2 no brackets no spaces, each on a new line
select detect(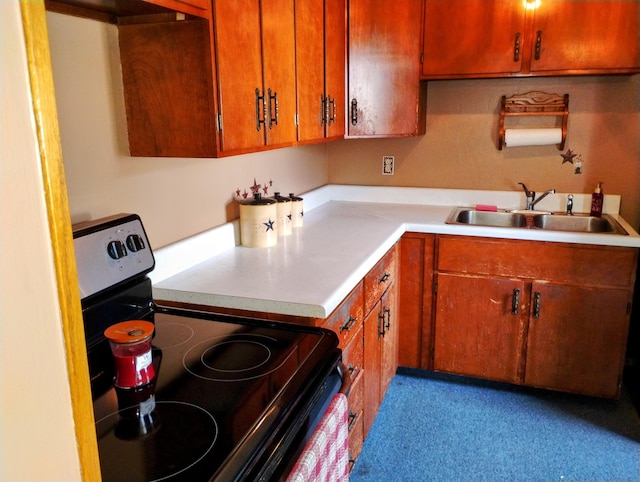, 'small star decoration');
263,218,275,231
561,149,578,164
